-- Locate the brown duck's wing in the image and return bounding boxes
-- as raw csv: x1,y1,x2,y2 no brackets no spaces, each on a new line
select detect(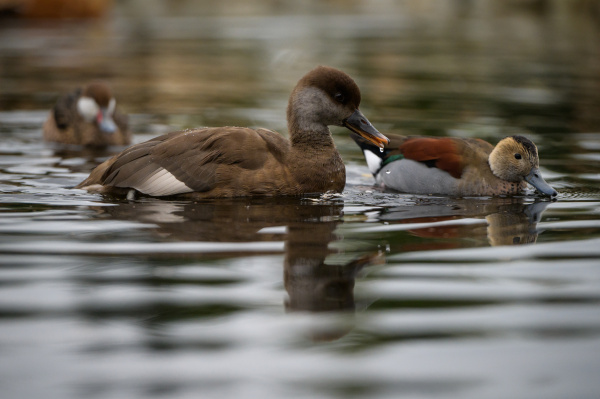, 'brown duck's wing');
98,127,287,196
53,88,81,129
